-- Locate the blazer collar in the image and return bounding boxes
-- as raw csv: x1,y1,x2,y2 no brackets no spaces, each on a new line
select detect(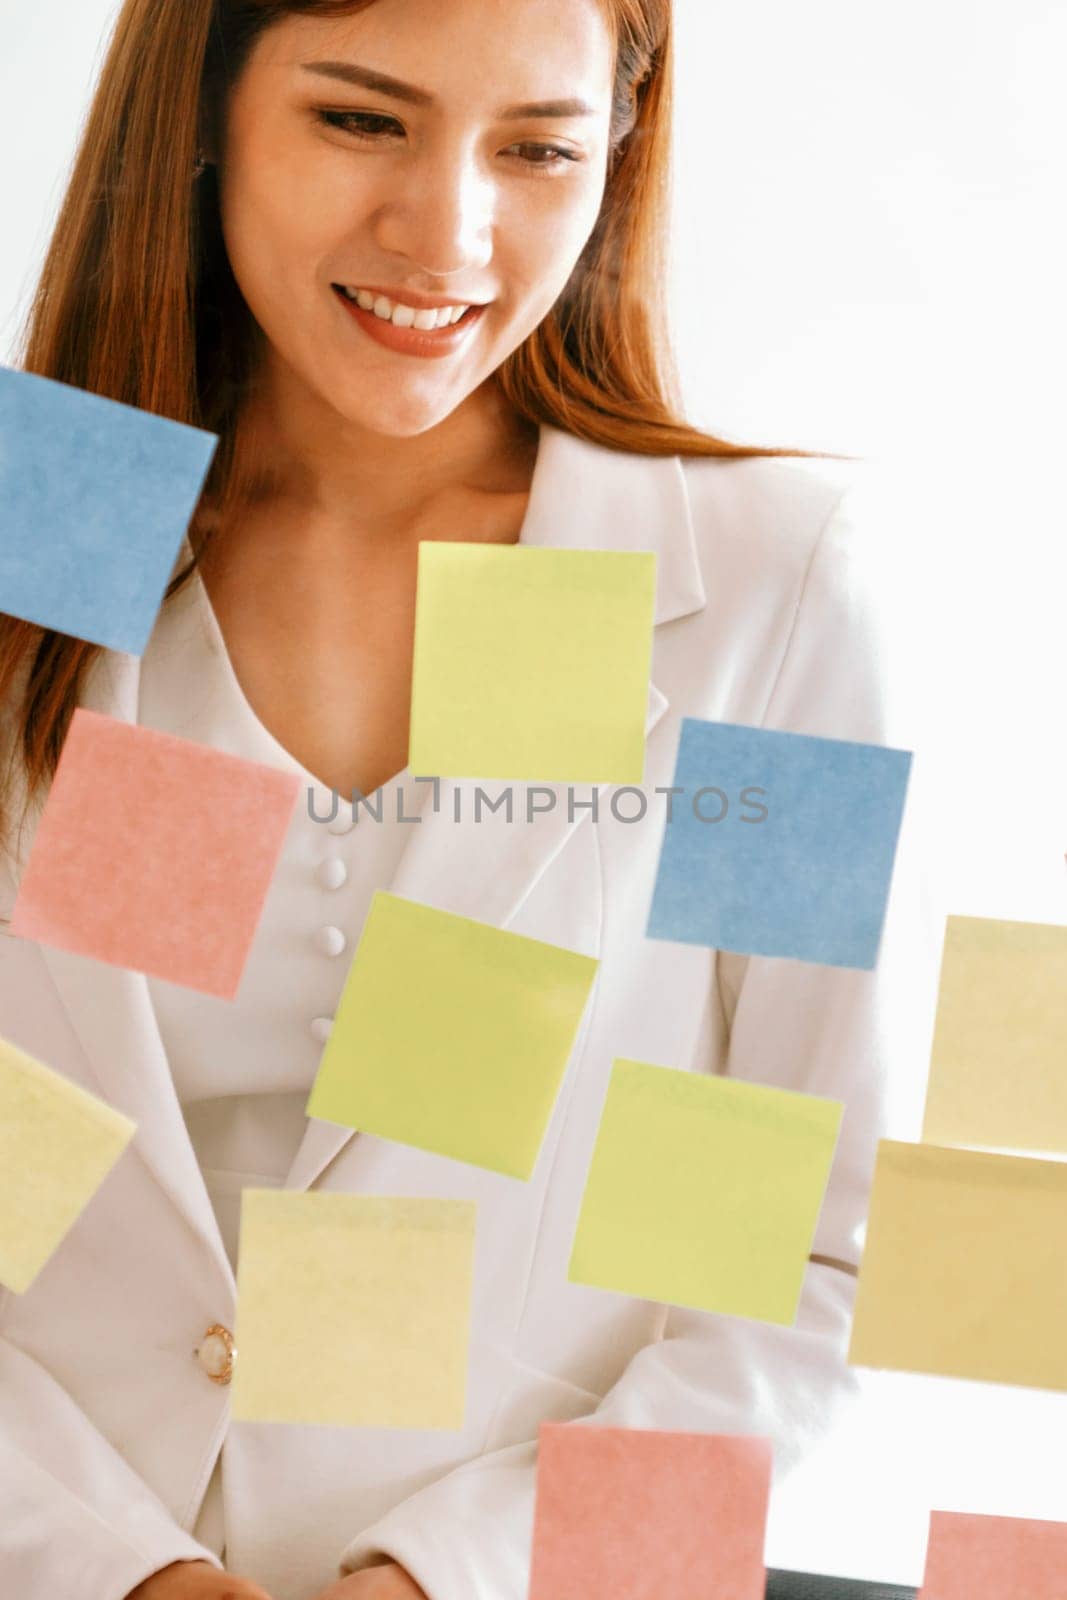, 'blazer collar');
521,424,706,624
5,423,707,1266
